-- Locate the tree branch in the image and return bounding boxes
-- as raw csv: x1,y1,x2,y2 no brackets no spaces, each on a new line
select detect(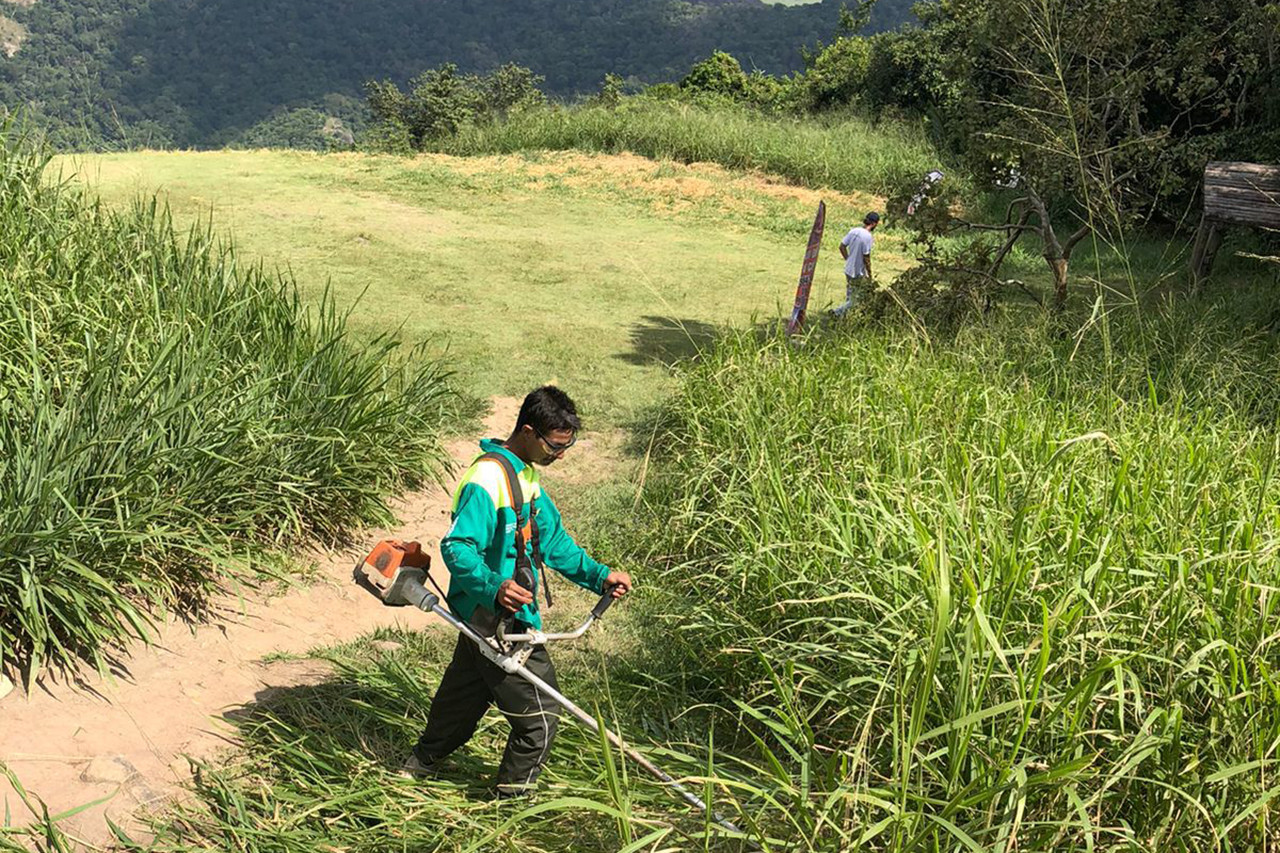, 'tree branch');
950,219,1039,233
1063,223,1093,257
1099,167,1137,195
1013,279,1046,309
954,267,1044,308
1002,197,1031,224
1024,185,1049,219
990,208,1033,276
